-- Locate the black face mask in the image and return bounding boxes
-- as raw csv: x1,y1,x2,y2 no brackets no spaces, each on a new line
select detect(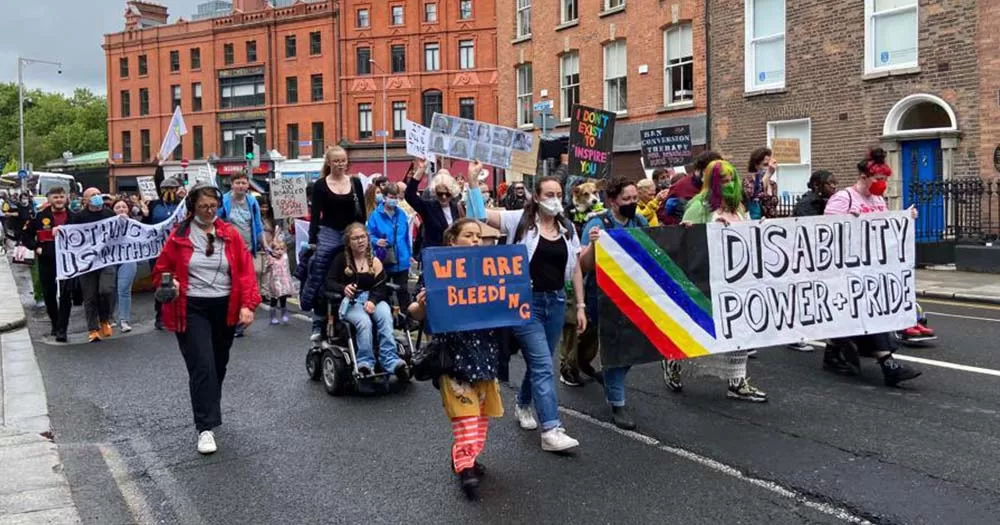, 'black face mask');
619,203,638,220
